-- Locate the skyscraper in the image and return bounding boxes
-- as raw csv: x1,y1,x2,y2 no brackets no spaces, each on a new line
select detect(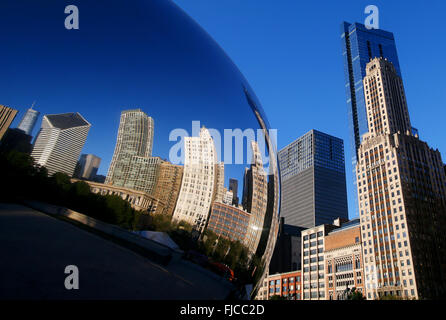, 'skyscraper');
341,22,402,214
243,141,268,254
172,127,217,232
75,154,102,180
31,112,91,176
0,105,18,141
17,104,40,135
278,130,348,229
229,178,239,205
358,58,446,299
106,109,154,187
